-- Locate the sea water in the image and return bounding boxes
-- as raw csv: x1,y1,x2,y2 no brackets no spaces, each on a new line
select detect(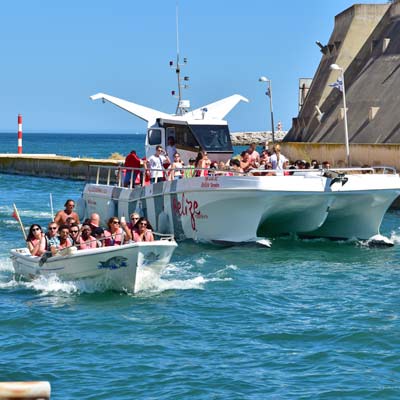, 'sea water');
1,133,400,399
